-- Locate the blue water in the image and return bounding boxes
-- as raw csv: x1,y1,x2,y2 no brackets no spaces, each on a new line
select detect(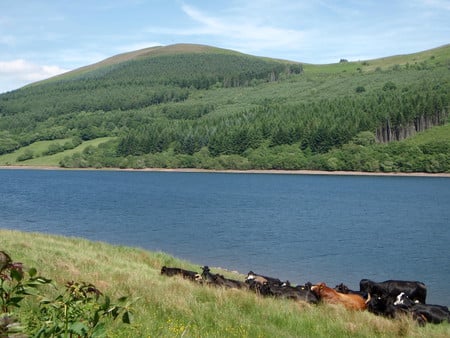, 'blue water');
1,169,449,306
